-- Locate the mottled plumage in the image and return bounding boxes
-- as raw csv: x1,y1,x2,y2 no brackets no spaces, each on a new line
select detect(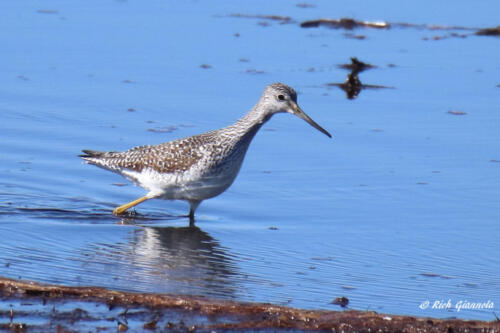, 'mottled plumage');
81,83,331,224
